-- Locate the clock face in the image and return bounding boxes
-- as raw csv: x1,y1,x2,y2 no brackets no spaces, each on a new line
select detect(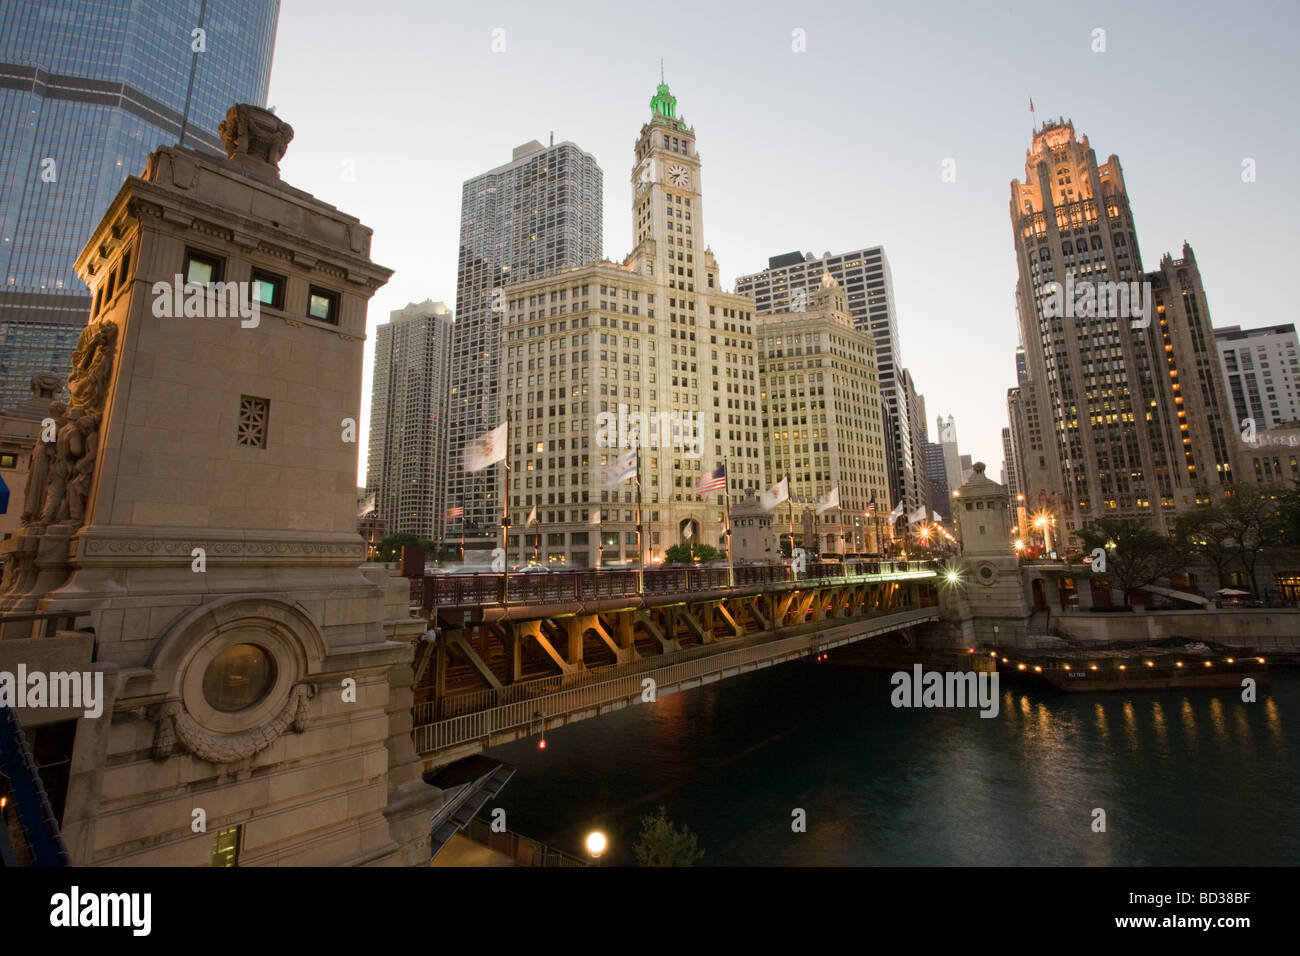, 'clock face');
667,163,690,187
